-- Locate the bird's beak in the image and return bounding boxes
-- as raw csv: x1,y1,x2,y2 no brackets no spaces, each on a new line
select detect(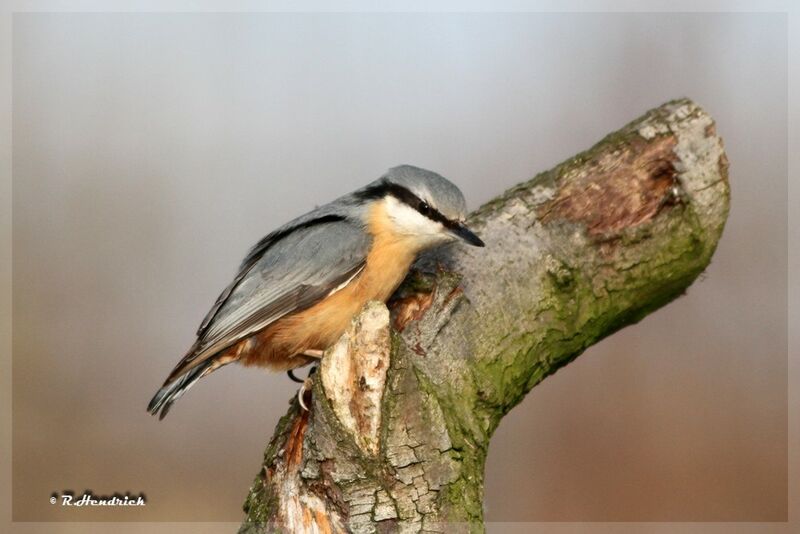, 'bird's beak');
450,221,485,247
